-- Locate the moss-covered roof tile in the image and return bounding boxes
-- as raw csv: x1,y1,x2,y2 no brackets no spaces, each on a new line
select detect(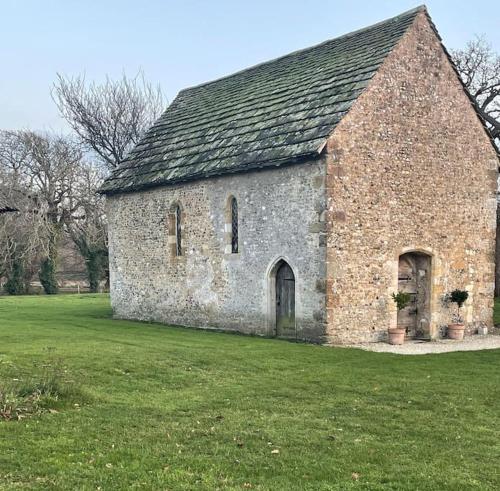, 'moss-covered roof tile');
101,6,424,194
